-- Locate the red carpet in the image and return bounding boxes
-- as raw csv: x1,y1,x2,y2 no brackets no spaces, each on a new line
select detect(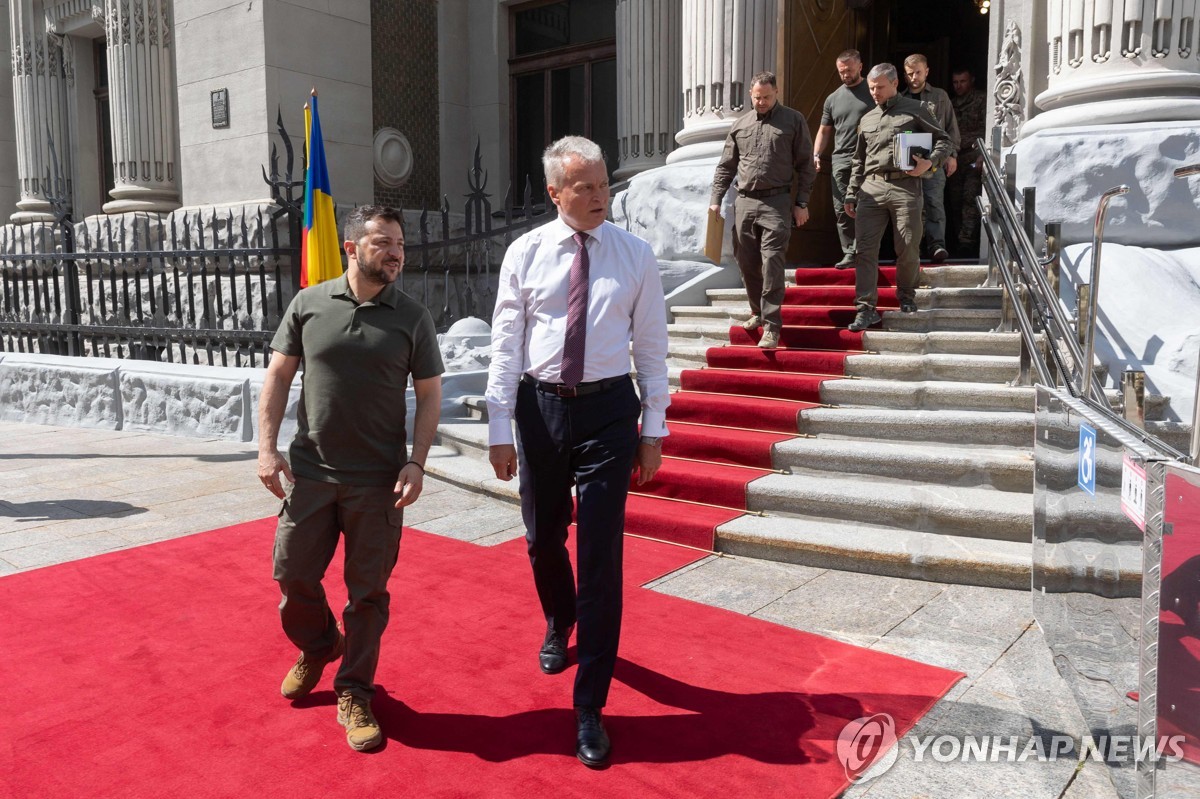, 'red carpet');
0,519,963,798
704,346,850,374
793,266,897,286
729,325,866,350
637,266,881,549
783,286,897,306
